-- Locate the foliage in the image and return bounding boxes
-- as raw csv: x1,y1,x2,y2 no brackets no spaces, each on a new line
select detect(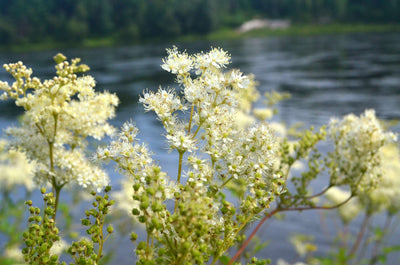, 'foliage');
1,0,400,47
